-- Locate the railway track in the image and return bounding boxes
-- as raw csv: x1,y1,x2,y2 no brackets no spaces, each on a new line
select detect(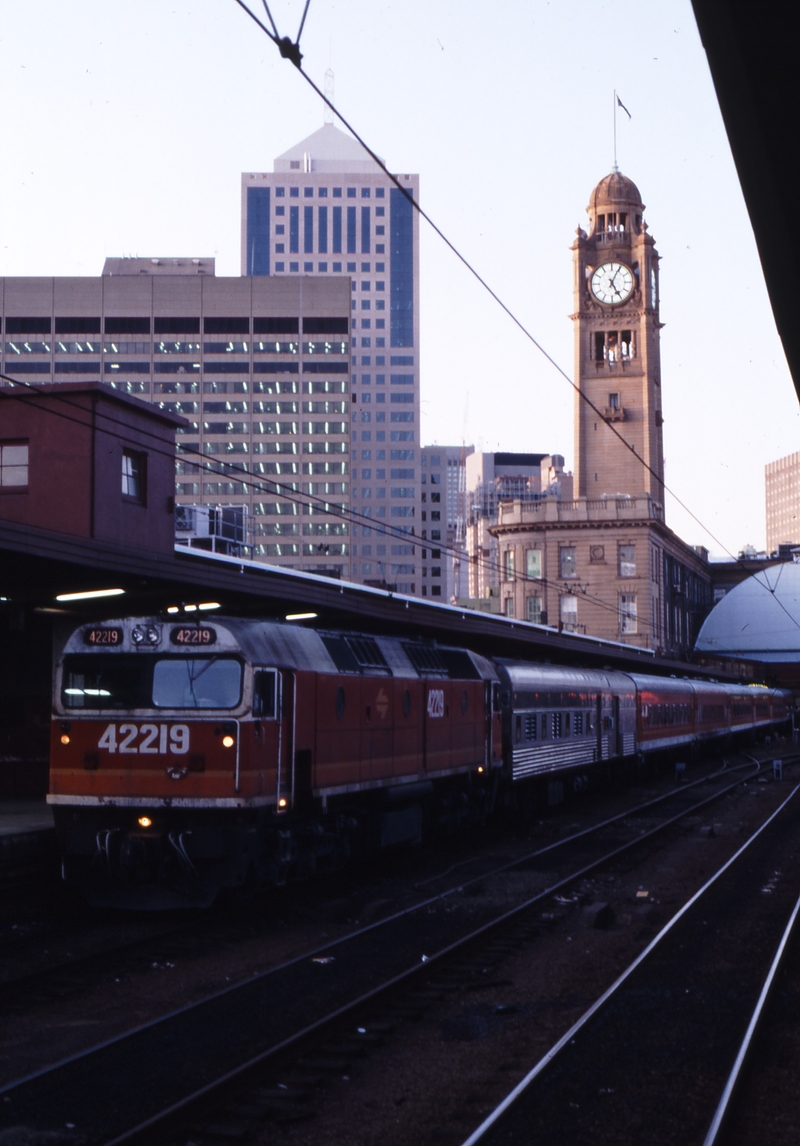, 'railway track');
458,780,800,1146
0,754,758,1021
0,751,788,1146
